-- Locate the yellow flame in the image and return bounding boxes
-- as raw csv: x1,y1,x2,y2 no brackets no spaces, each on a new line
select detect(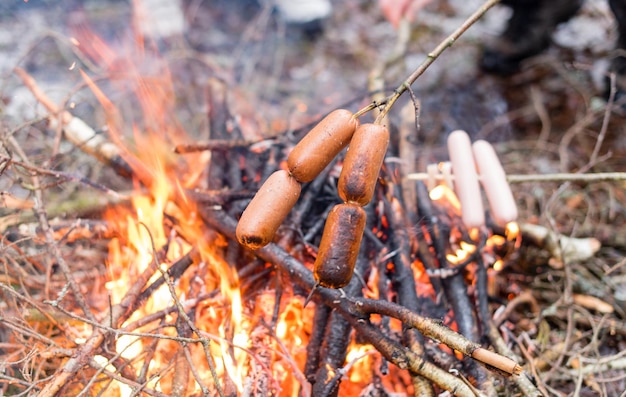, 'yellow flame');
345,342,376,383
429,185,462,216
506,221,520,242
447,241,477,265
488,235,506,247
276,299,306,347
